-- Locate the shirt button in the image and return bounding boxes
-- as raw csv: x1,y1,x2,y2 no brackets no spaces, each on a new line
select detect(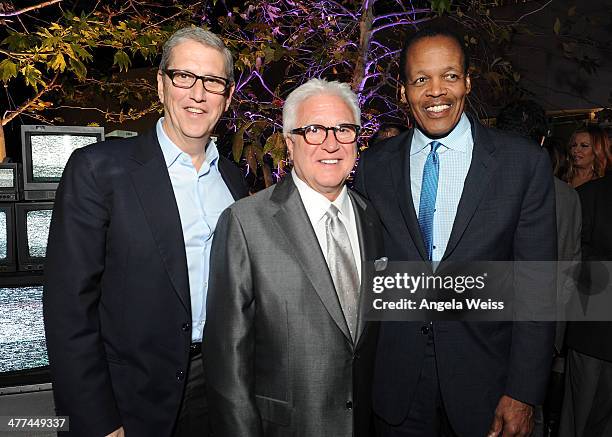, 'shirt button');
345,401,353,410
421,325,429,335
182,323,191,332
176,370,185,381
